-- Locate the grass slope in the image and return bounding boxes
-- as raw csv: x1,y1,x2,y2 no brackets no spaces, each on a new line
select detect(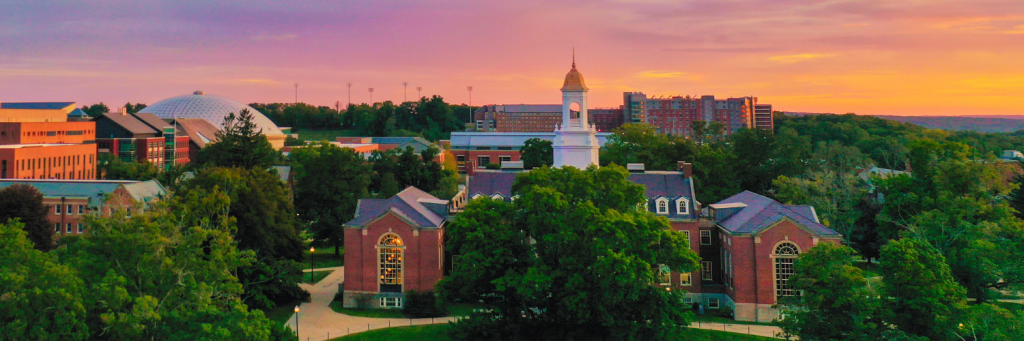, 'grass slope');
304,269,334,284
326,324,775,341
